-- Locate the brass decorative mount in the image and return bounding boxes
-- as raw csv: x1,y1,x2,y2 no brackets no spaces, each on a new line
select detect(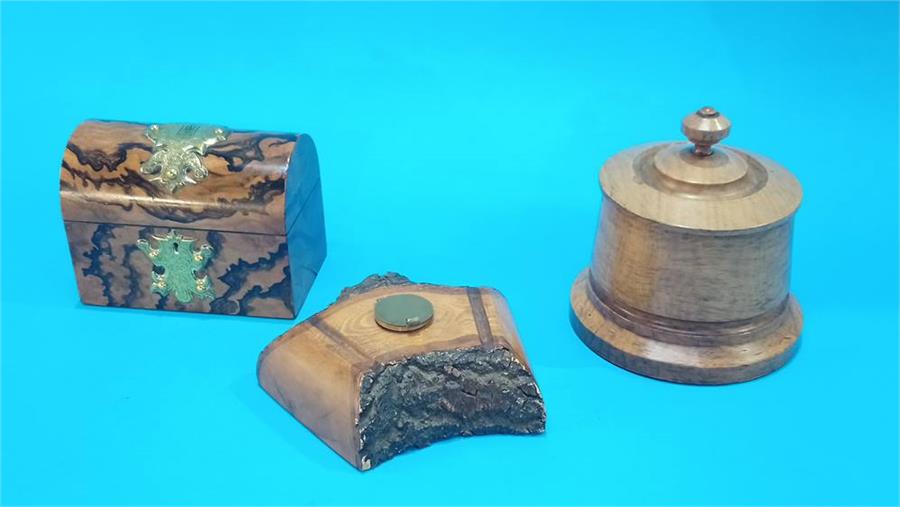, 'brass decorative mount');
136,230,216,303
139,124,229,193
